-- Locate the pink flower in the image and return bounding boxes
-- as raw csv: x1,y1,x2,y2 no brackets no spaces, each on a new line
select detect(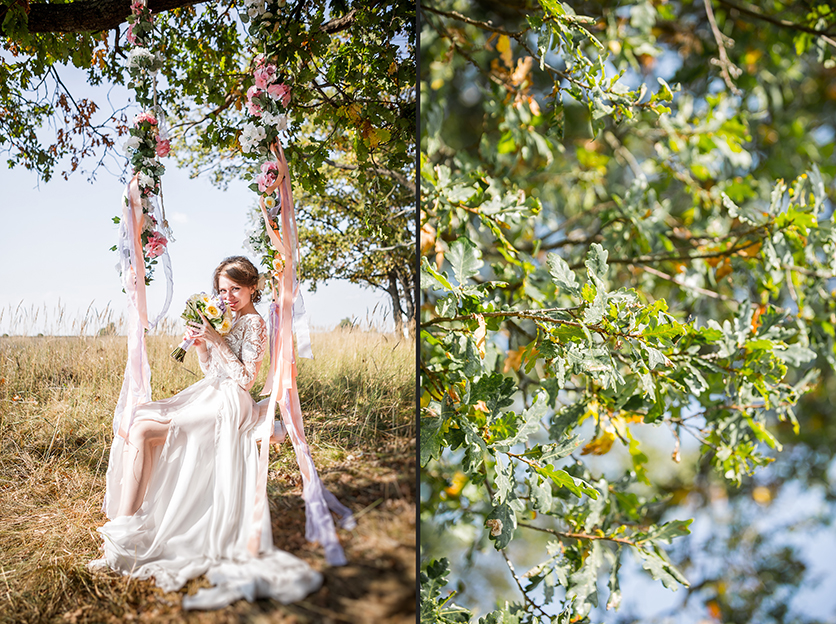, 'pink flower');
254,64,277,89
134,111,157,126
131,2,144,13
253,53,266,68
246,85,263,117
267,83,291,108
127,23,136,45
256,161,280,193
155,137,171,157
144,231,168,258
